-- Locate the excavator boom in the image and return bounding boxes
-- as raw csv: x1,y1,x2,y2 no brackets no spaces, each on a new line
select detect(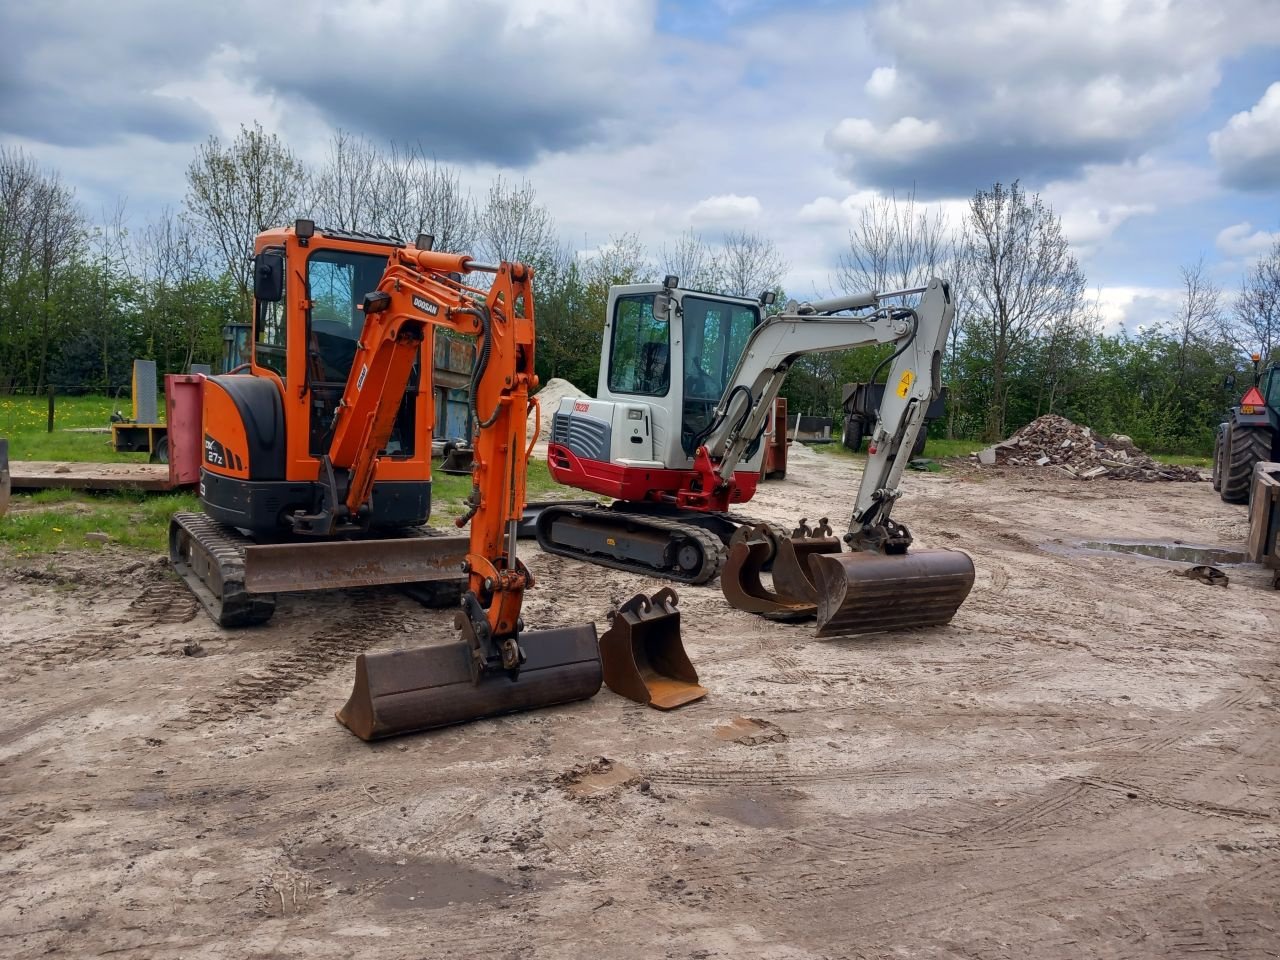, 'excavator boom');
307,245,601,739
